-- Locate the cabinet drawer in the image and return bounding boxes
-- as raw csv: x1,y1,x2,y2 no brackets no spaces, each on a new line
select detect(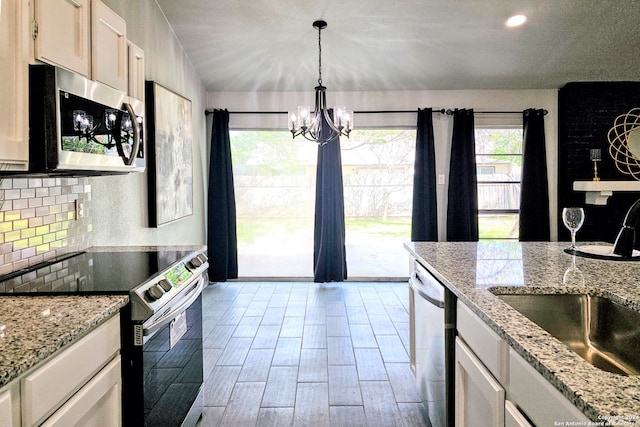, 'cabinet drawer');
457,301,508,383
509,348,589,426
41,356,121,427
21,315,120,426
